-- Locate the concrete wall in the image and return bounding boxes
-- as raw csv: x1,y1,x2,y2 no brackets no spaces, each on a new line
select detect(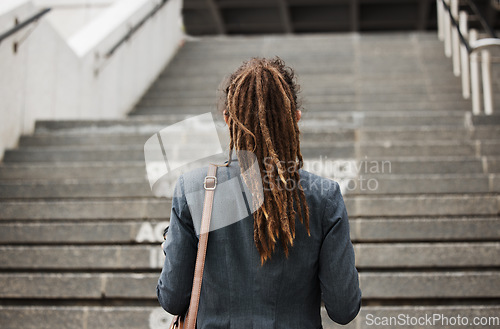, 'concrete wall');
33,0,116,40
0,0,184,160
